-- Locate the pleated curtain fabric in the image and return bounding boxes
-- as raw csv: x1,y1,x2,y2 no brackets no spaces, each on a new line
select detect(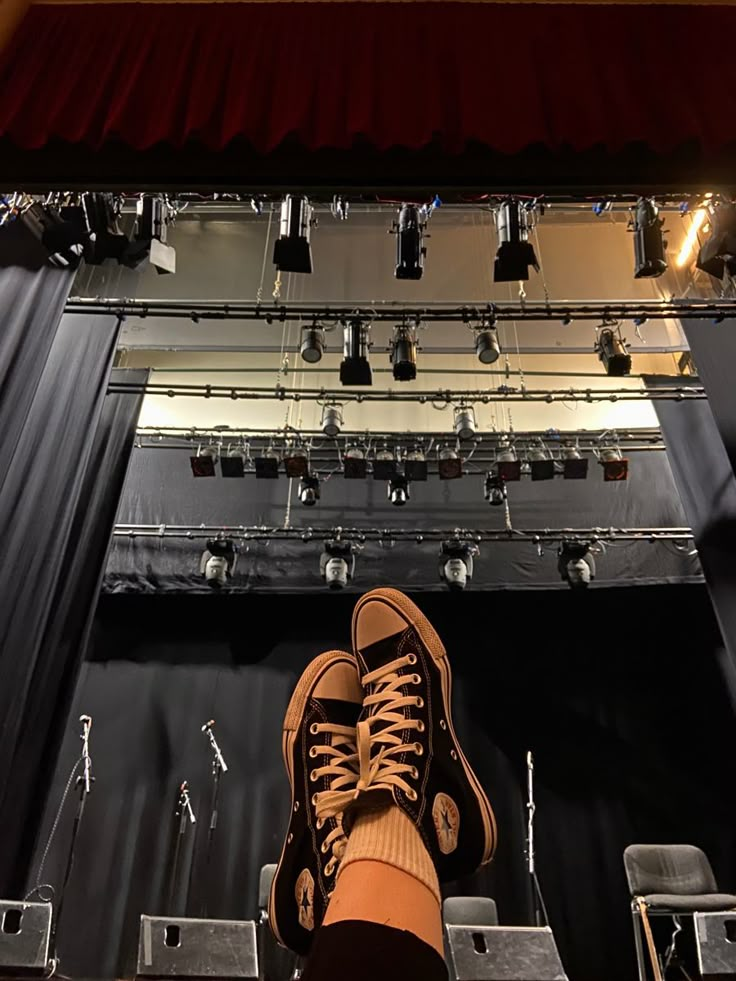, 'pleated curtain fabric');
0,237,145,894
